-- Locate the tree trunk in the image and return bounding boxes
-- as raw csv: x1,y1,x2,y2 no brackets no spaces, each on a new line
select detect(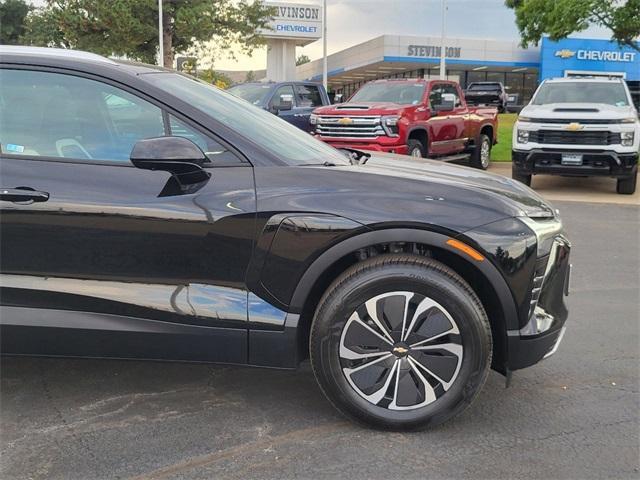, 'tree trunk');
162,11,173,68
